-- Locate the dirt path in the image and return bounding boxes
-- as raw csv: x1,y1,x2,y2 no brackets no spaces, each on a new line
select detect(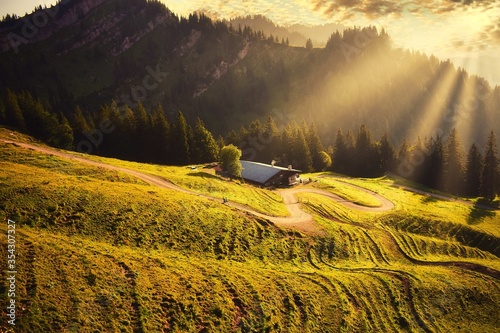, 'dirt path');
327,174,499,211
1,139,394,234
5,139,500,303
